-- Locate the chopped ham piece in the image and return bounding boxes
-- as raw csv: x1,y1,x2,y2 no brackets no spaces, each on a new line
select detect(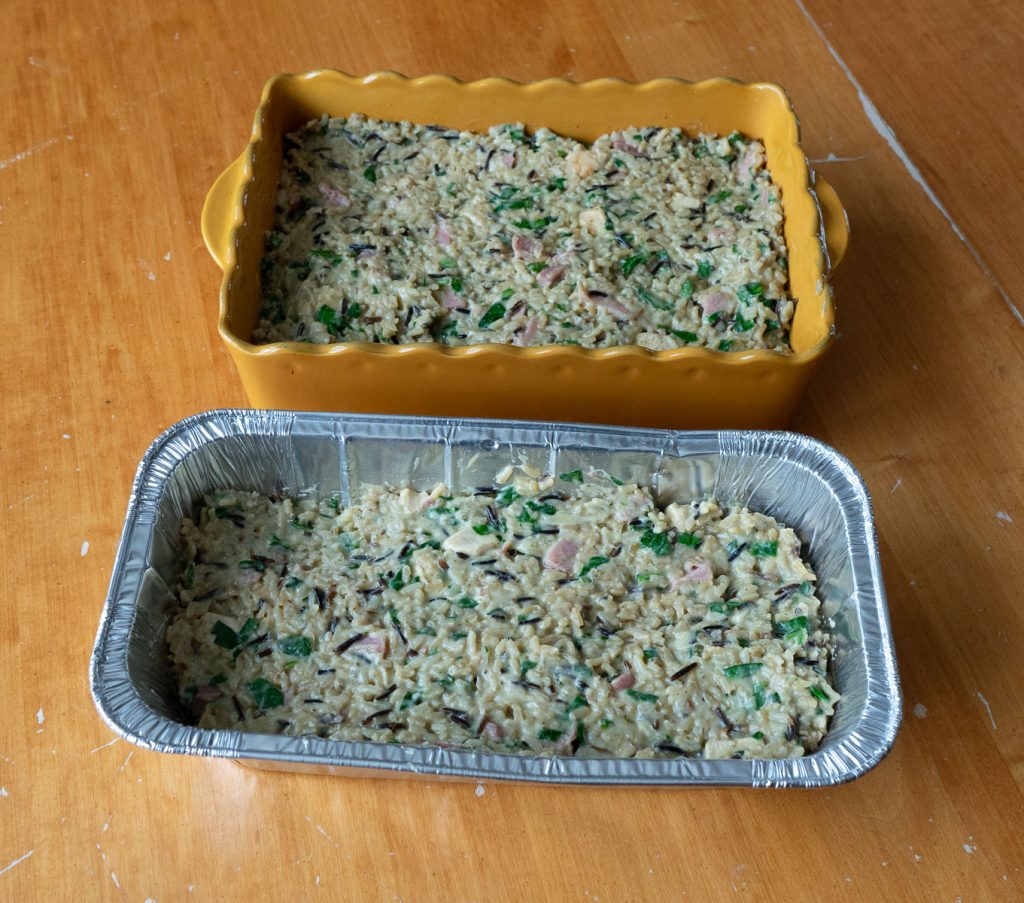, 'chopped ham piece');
737,144,762,182
536,265,565,289
699,291,730,317
435,217,453,247
612,136,648,158
234,570,261,590
612,136,637,154
354,633,388,654
440,287,462,309
512,235,540,260
577,282,634,319
519,316,539,345
482,720,504,741
503,152,516,168
317,182,350,209
683,559,712,582
543,538,578,572
594,295,634,319
195,684,222,703
610,671,635,692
